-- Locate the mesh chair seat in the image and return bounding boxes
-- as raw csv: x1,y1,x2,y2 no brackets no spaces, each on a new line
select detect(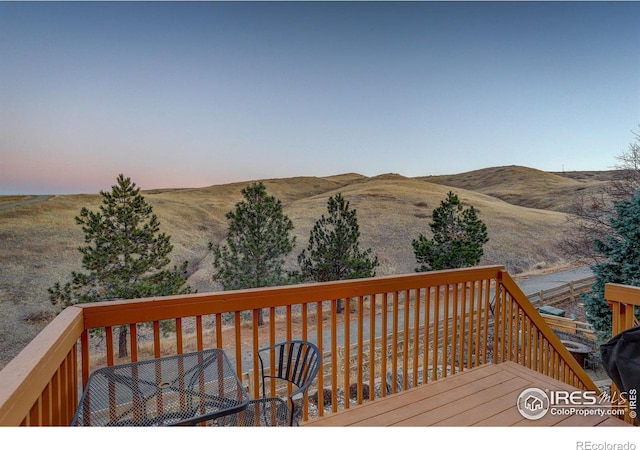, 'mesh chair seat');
217,398,296,427
218,340,320,427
